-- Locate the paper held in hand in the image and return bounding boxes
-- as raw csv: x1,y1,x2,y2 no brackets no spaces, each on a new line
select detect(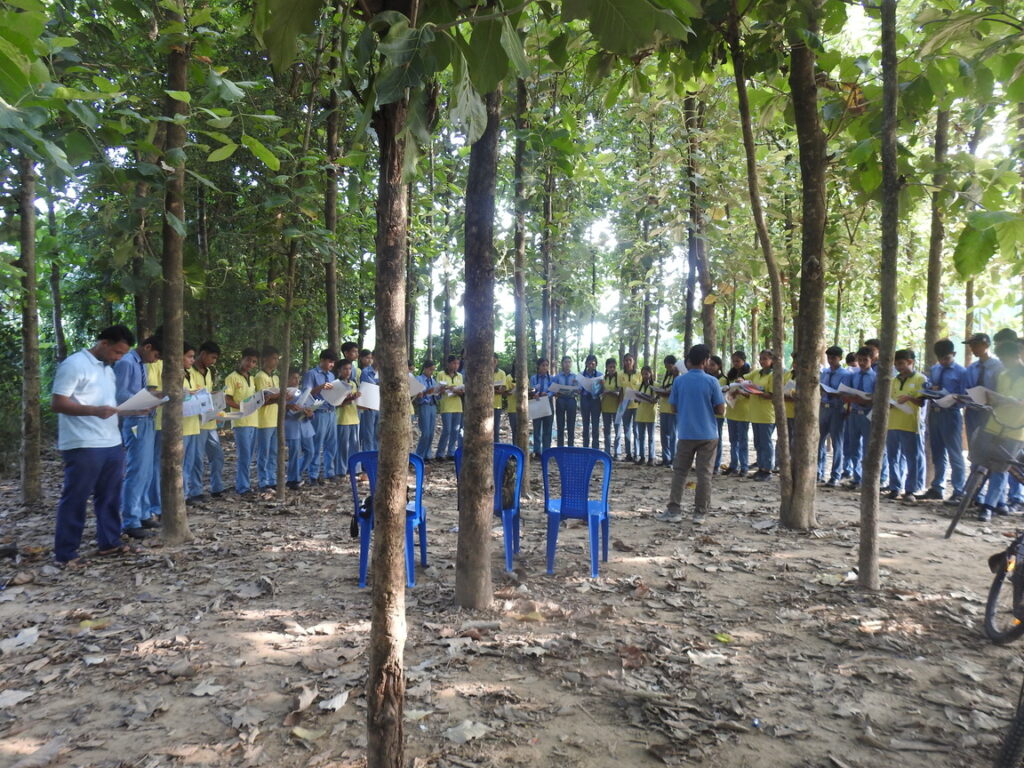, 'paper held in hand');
183,389,214,419
240,390,266,417
408,374,426,398
320,383,349,407
548,382,579,395
575,374,603,395
889,398,913,415
528,396,552,420
358,382,381,411
117,388,169,412
837,383,869,399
